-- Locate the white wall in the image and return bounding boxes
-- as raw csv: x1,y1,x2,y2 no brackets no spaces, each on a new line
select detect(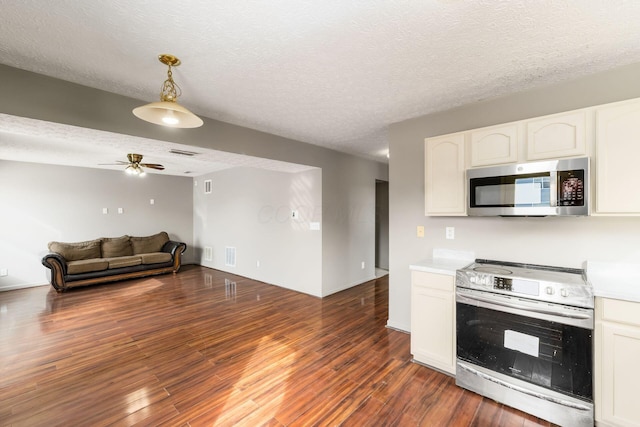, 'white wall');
0,160,194,291
388,62,640,332
193,167,323,296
